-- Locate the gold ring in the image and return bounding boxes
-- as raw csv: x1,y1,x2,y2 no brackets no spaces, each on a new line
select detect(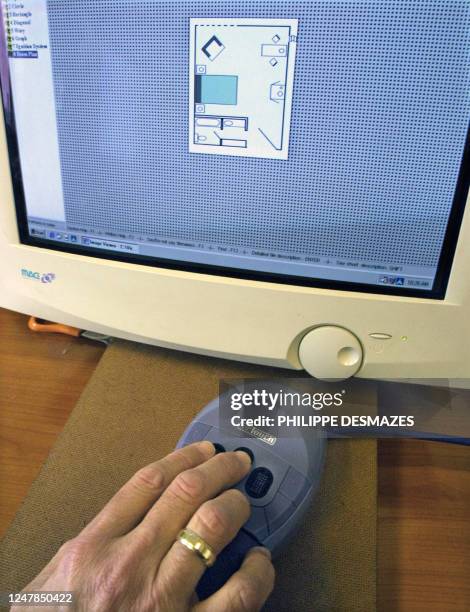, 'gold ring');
177,528,216,568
